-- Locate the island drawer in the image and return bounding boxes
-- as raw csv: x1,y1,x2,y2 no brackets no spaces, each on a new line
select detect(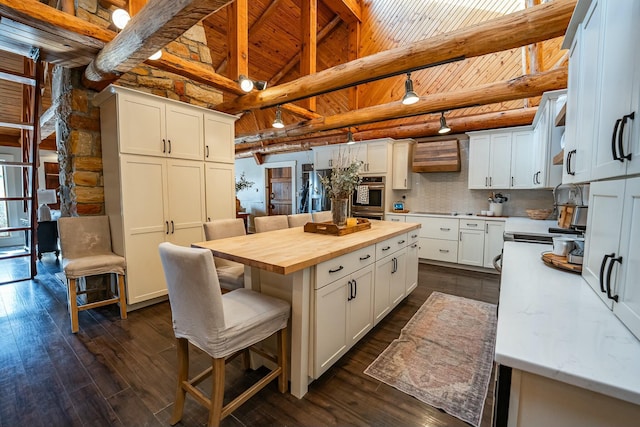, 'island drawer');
316,245,374,289
459,219,485,230
376,232,408,259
